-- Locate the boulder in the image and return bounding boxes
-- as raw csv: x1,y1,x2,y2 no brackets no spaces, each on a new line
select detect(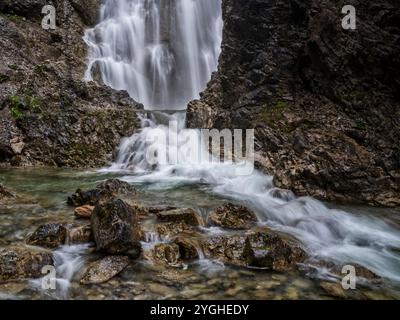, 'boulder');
80,255,129,285
74,205,95,219
67,188,113,207
95,179,136,195
156,208,203,227
156,222,194,239
151,243,181,267
173,237,199,261
0,246,53,282
67,225,93,245
26,223,67,248
91,199,142,258
67,179,136,207
208,203,257,230
268,188,296,202
202,231,306,272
